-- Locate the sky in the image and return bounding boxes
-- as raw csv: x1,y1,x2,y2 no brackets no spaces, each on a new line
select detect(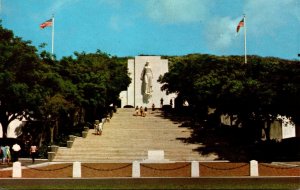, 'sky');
1,0,299,60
